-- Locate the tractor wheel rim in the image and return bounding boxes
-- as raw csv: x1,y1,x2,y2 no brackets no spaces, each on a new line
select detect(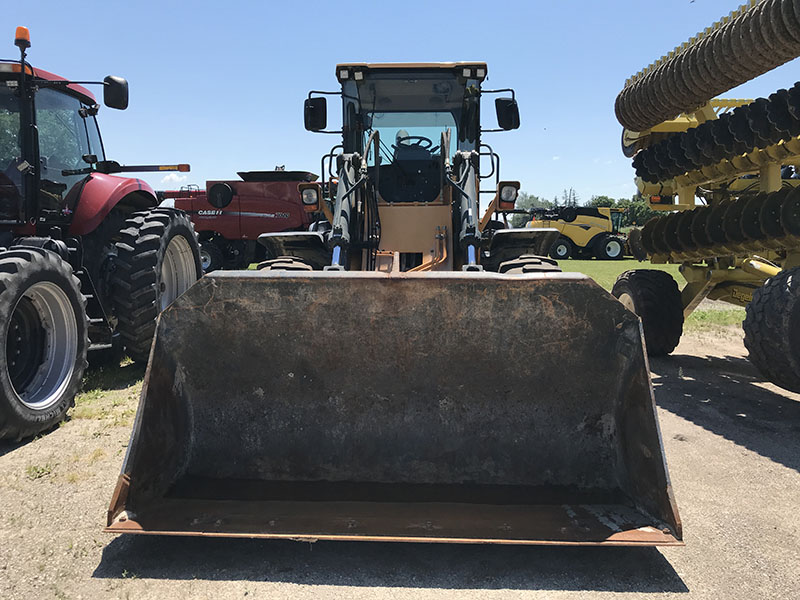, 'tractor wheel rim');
555,244,568,258
7,282,77,410
160,235,196,311
606,240,622,258
617,291,636,313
